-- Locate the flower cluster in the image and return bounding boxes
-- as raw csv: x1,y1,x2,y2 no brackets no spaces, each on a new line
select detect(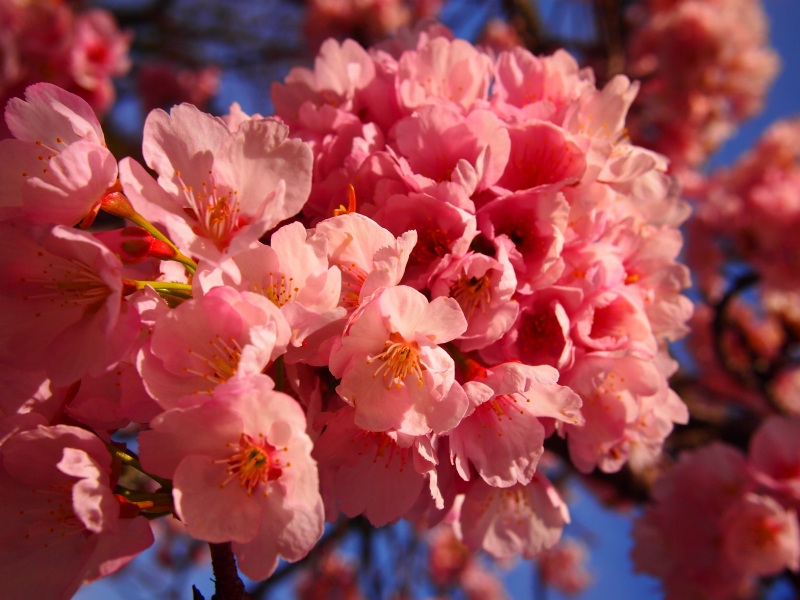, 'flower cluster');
0,0,131,127
633,416,800,600
626,0,780,174
687,117,800,297
0,22,693,597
